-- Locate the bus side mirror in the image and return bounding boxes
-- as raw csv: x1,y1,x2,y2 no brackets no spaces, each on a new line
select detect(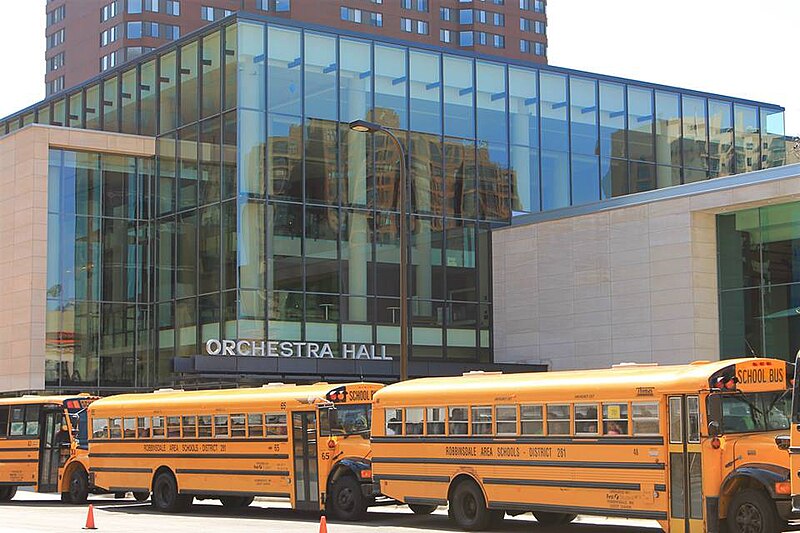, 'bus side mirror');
708,421,721,438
